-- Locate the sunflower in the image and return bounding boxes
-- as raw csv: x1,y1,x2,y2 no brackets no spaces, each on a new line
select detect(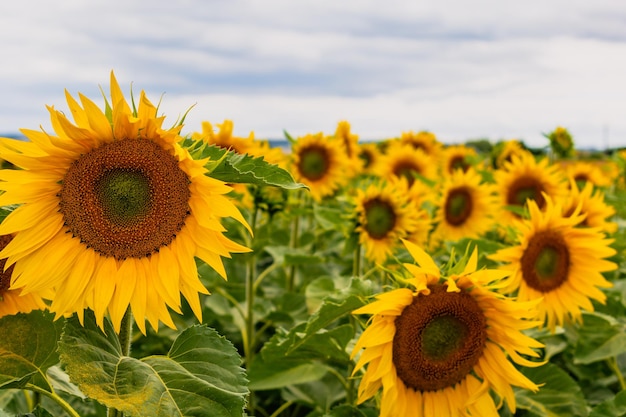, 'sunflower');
559,160,612,189
0,234,48,318
333,120,363,177
492,139,526,169
439,144,478,175
351,240,543,417
290,132,350,201
357,142,382,175
430,168,498,248
399,130,442,158
377,141,437,186
192,119,287,171
353,180,421,264
545,126,575,158
559,178,617,234
0,72,250,333
489,196,616,331
493,151,567,227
